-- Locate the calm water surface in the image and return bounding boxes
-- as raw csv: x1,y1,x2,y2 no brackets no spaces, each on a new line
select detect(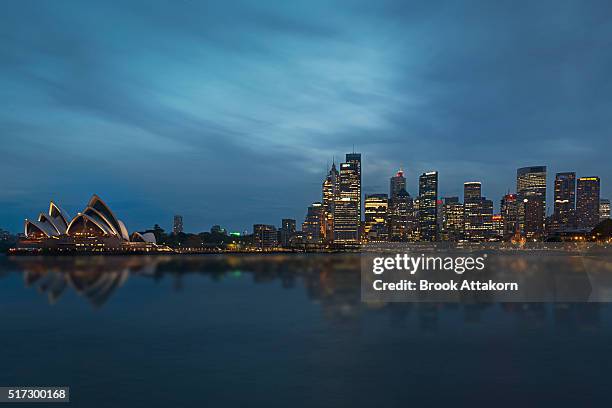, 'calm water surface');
1,253,611,407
